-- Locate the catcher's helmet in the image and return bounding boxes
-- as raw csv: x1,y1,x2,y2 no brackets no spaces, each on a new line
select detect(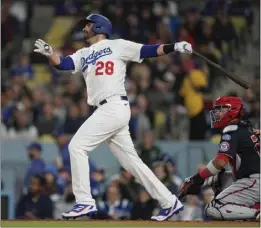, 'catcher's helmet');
210,96,244,129
78,14,112,38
